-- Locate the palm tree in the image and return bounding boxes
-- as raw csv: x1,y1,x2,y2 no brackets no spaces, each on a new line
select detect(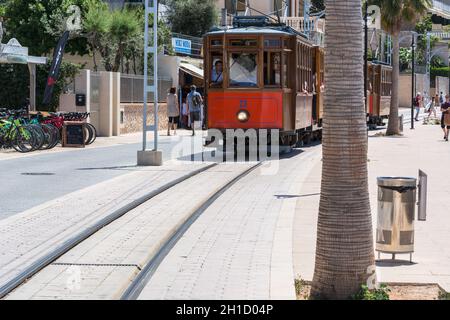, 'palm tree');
310,0,375,299
83,0,110,72
109,9,141,72
369,0,430,136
